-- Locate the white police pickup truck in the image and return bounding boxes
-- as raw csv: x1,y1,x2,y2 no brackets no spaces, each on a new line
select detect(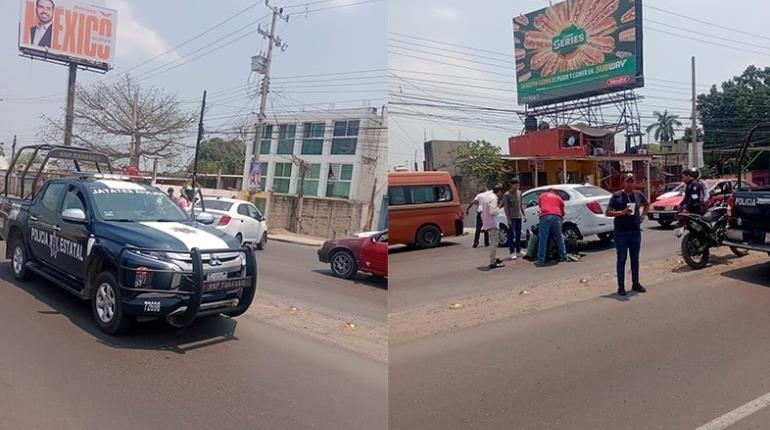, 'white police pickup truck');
0,145,257,334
